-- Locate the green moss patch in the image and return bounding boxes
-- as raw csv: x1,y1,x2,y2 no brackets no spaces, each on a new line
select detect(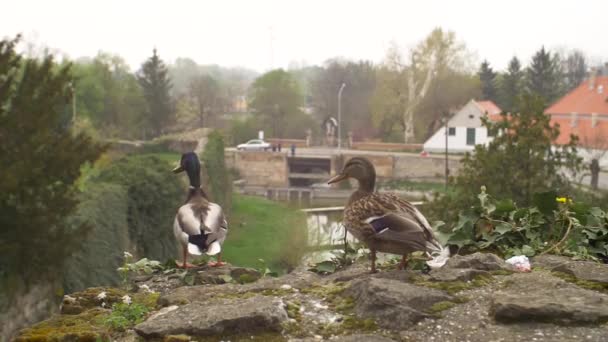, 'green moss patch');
415,274,493,295
16,308,110,342
551,271,608,293
428,301,457,313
